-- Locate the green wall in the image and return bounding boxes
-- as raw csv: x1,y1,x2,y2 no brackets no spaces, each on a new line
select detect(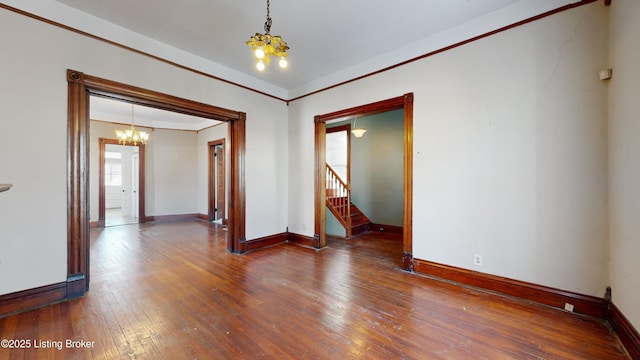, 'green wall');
326,109,404,236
